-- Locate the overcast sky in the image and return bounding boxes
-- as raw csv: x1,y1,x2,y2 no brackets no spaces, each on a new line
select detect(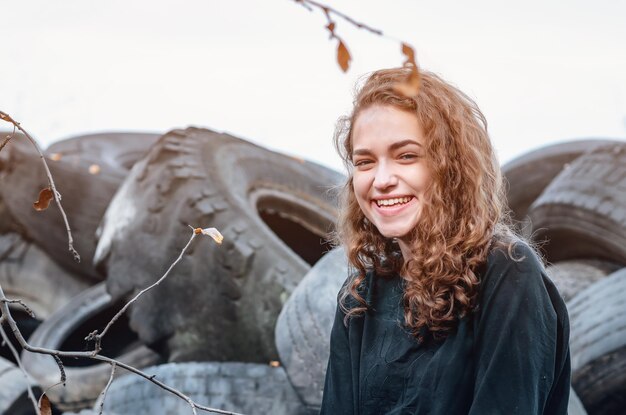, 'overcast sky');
2,0,625,171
